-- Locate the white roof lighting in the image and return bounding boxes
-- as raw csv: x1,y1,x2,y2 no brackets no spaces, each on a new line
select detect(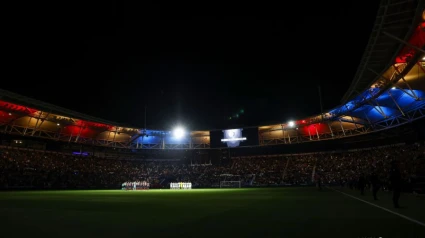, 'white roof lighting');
173,127,185,139
288,121,295,127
